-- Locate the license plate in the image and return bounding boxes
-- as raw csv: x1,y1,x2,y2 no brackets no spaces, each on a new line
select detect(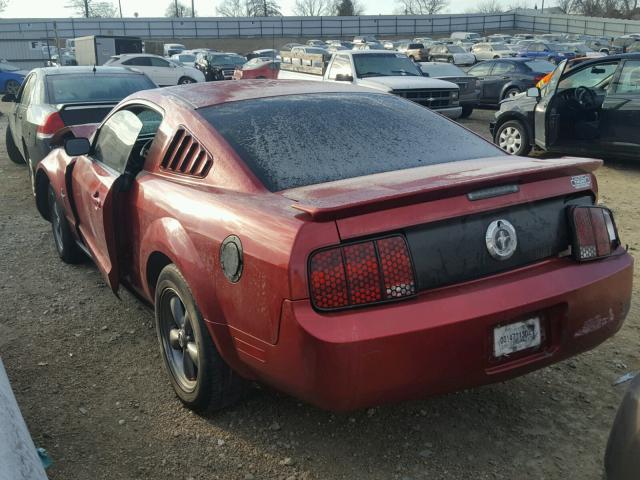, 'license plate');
493,317,541,358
